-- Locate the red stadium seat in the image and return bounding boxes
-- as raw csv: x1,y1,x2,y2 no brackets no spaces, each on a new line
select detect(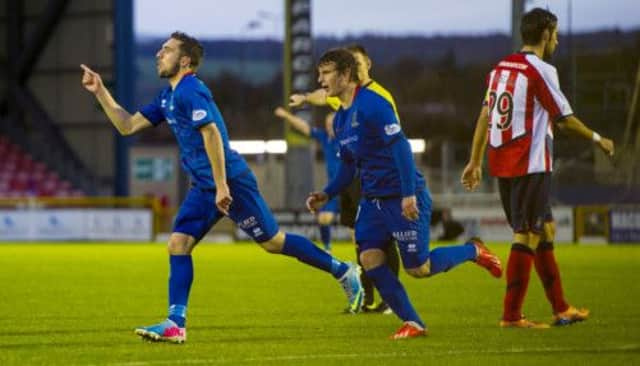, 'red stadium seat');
46,171,60,182
19,155,35,170
0,135,84,198
33,162,47,173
